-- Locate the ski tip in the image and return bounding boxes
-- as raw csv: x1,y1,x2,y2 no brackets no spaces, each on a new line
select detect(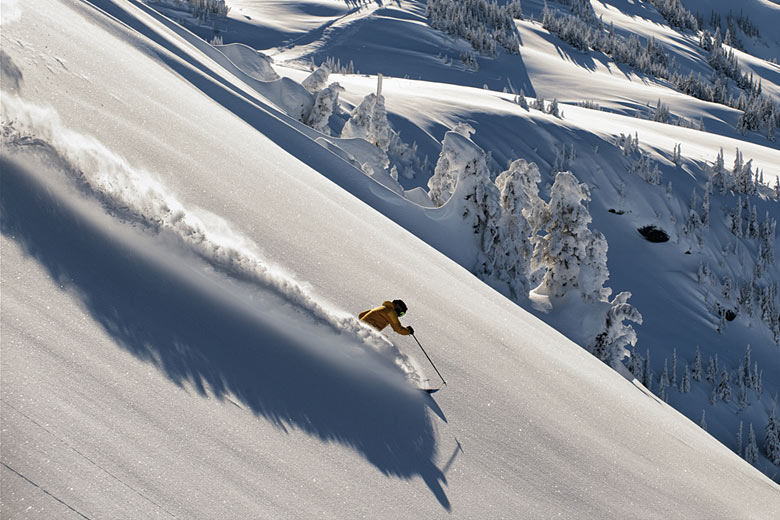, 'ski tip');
420,388,440,394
